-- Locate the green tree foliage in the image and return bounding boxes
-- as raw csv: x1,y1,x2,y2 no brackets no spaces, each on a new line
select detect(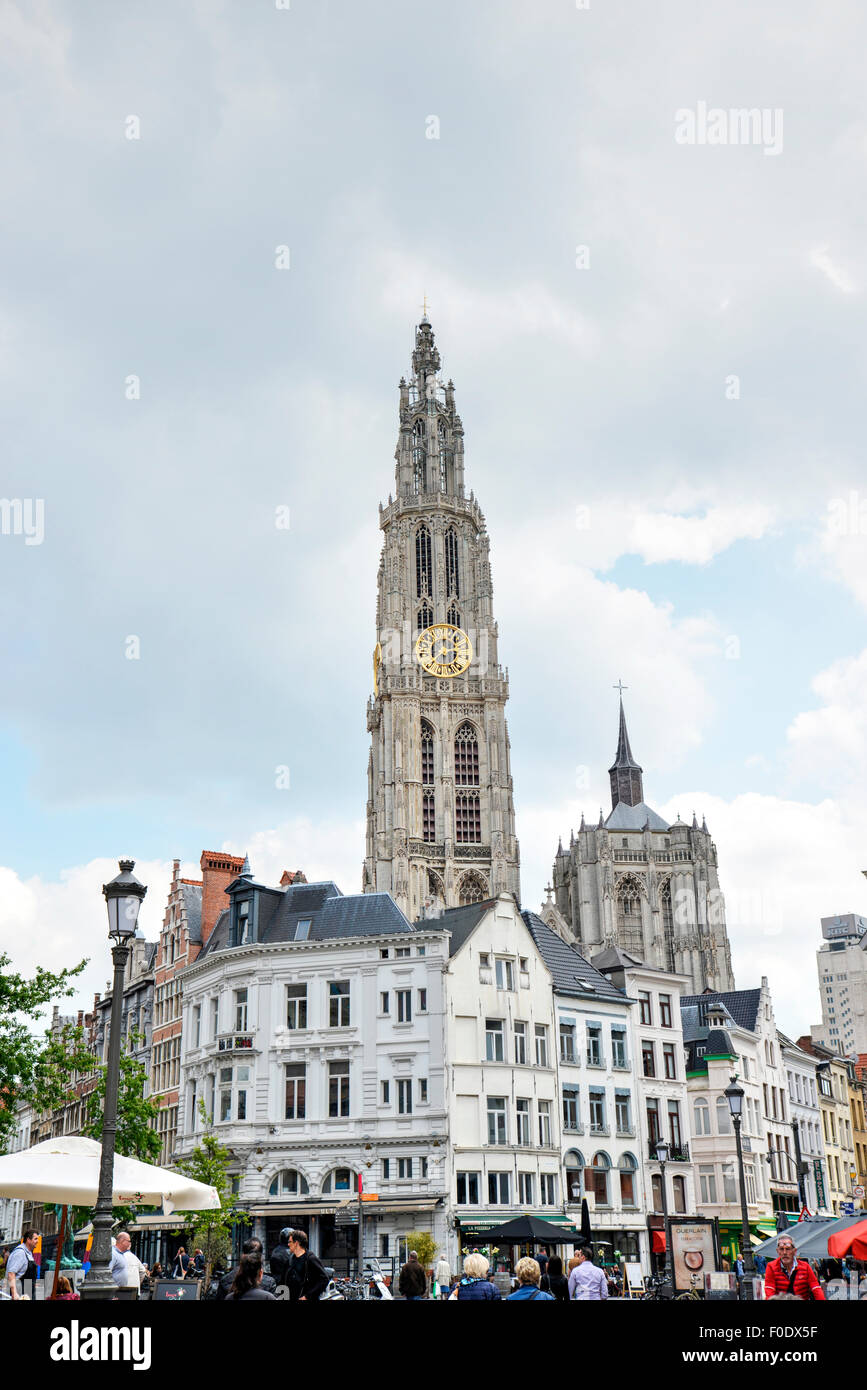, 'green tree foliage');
31,1024,160,1162
0,952,87,1154
176,1103,245,1285
403,1229,438,1270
